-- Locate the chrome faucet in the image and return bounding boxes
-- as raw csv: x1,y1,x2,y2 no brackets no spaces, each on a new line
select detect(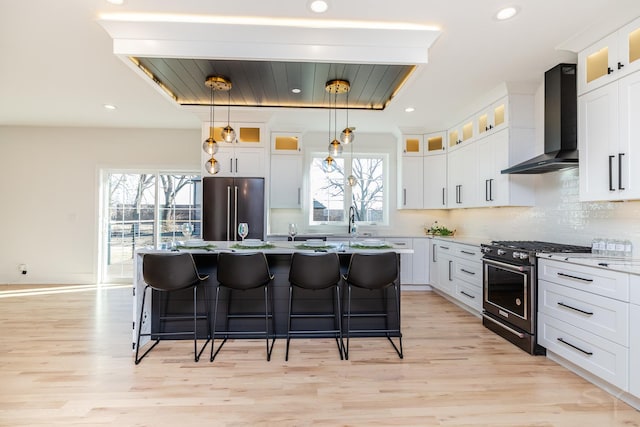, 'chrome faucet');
348,206,356,235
